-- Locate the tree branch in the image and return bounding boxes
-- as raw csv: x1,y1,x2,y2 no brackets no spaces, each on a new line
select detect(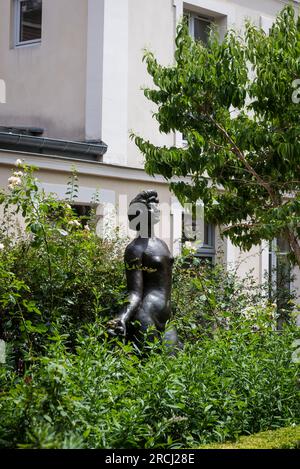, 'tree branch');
208,116,279,204
221,222,260,234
